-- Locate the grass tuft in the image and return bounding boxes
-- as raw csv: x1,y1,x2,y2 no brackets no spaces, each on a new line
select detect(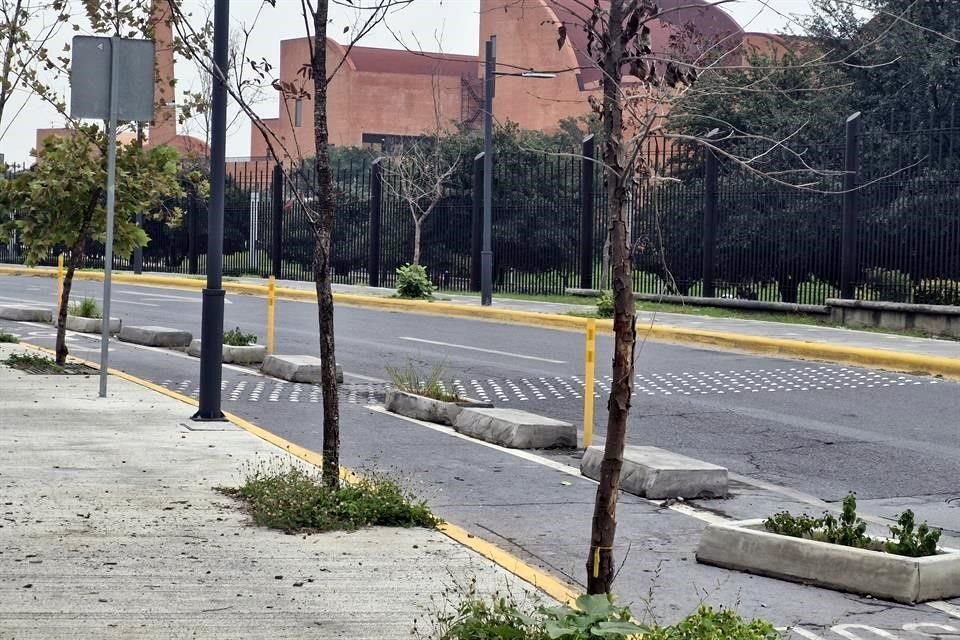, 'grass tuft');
68,297,102,319
4,352,64,373
222,326,258,347
217,459,438,533
0,331,18,344
386,361,460,402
